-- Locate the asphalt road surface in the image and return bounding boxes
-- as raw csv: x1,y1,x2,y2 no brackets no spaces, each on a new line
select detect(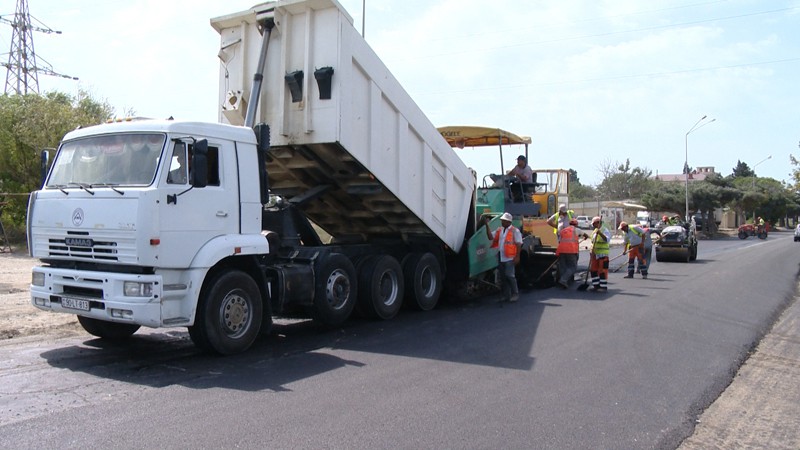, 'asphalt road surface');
1,232,797,449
